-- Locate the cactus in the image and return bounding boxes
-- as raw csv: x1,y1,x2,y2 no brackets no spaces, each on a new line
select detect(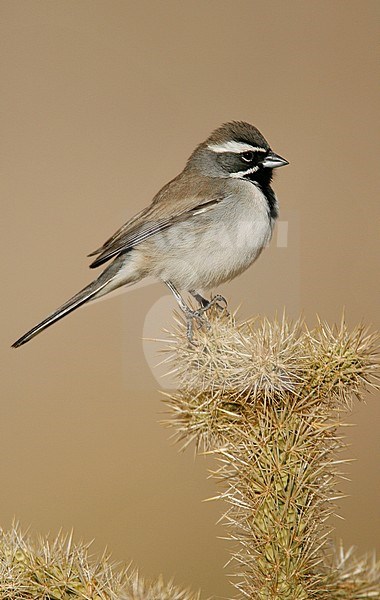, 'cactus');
0,523,200,599
163,309,380,598
1,310,378,599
